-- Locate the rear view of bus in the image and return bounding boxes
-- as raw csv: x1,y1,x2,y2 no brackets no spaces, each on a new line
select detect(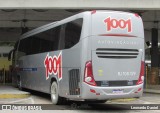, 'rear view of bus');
82,11,144,100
